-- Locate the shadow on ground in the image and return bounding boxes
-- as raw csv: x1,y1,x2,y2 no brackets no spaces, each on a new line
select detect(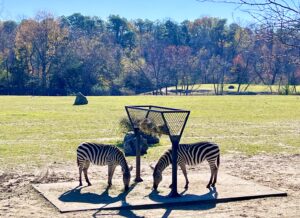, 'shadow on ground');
92,187,218,218
59,183,136,205
148,186,218,203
